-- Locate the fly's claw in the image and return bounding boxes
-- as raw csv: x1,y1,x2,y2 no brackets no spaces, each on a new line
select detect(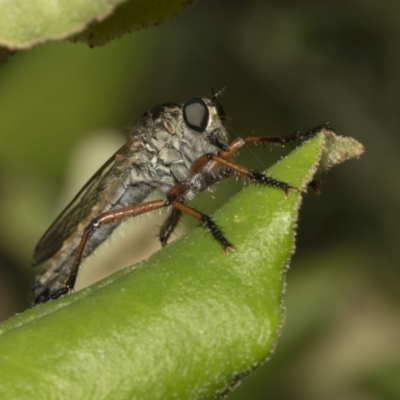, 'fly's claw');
308,179,322,195
223,244,236,255
282,185,299,199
